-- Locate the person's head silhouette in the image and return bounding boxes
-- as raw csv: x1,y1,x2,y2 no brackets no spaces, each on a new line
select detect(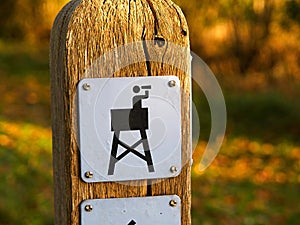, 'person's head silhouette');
133,85,140,93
